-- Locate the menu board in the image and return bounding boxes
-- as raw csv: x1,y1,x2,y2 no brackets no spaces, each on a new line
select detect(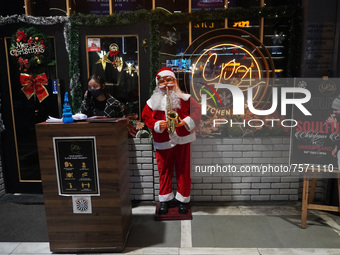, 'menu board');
53,137,100,196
